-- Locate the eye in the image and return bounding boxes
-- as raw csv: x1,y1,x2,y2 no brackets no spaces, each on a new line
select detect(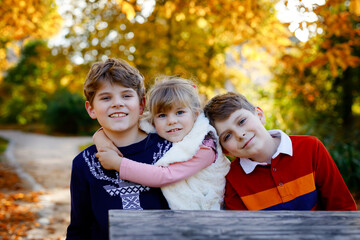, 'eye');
100,96,110,101
176,110,185,115
238,118,246,125
223,133,232,142
157,113,166,118
123,94,134,98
